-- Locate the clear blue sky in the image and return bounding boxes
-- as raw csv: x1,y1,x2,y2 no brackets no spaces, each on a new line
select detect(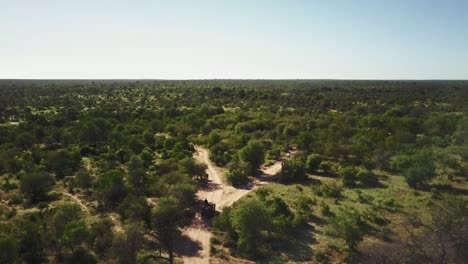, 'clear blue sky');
1,0,467,79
